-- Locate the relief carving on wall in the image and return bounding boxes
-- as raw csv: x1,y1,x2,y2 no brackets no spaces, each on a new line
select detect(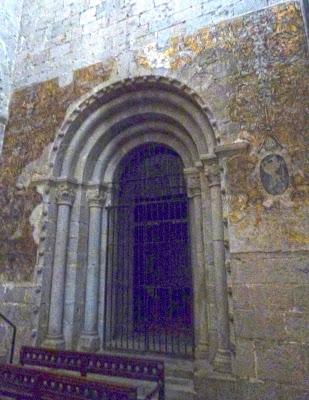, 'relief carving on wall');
258,135,290,196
